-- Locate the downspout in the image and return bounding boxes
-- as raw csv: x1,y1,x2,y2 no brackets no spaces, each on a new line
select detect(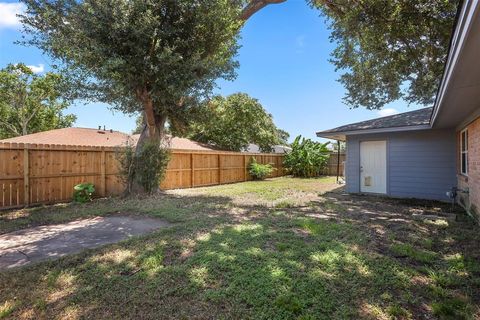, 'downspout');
336,140,340,184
